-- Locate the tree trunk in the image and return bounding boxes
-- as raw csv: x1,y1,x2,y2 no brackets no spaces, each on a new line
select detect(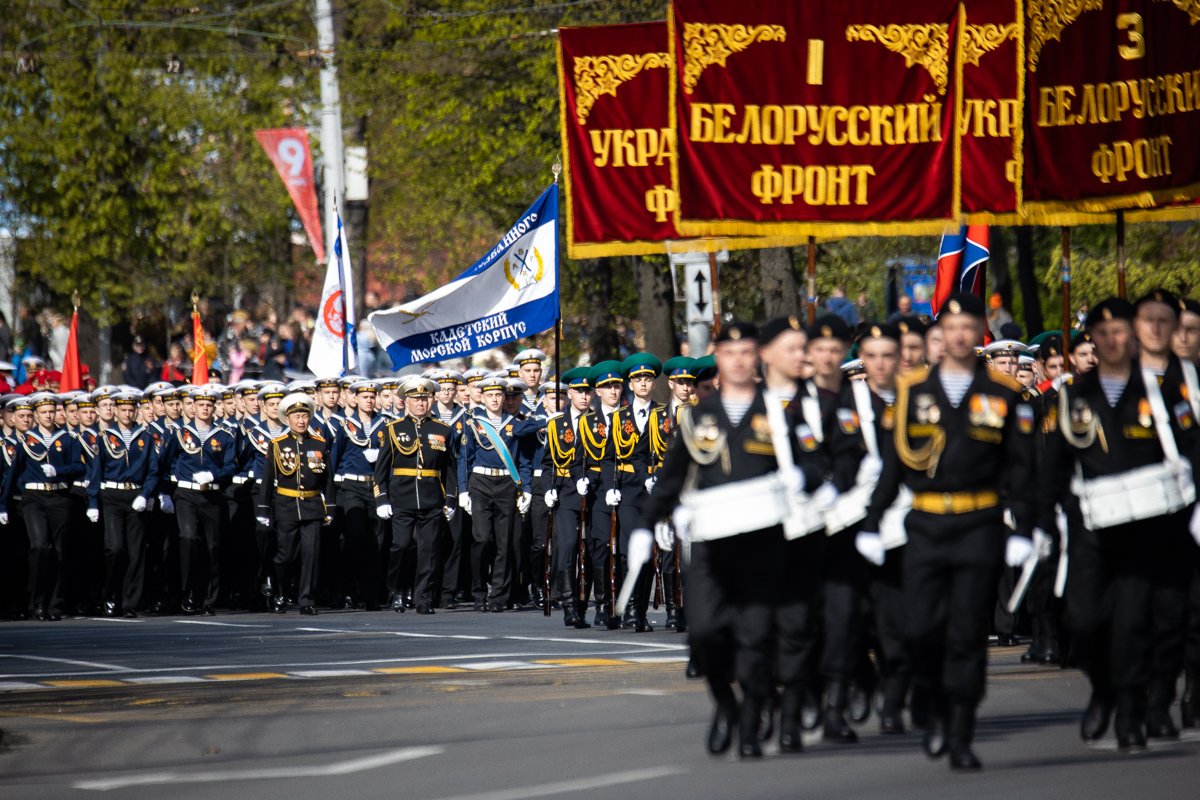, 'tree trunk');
758,247,800,317
990,227,1013,310
634,256,678,360
584,258,618,361
1016,227,1045,335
